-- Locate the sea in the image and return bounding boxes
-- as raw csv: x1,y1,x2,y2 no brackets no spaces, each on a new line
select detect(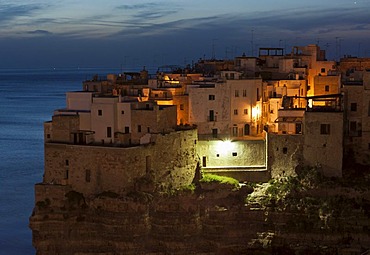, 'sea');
0,68,122,255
